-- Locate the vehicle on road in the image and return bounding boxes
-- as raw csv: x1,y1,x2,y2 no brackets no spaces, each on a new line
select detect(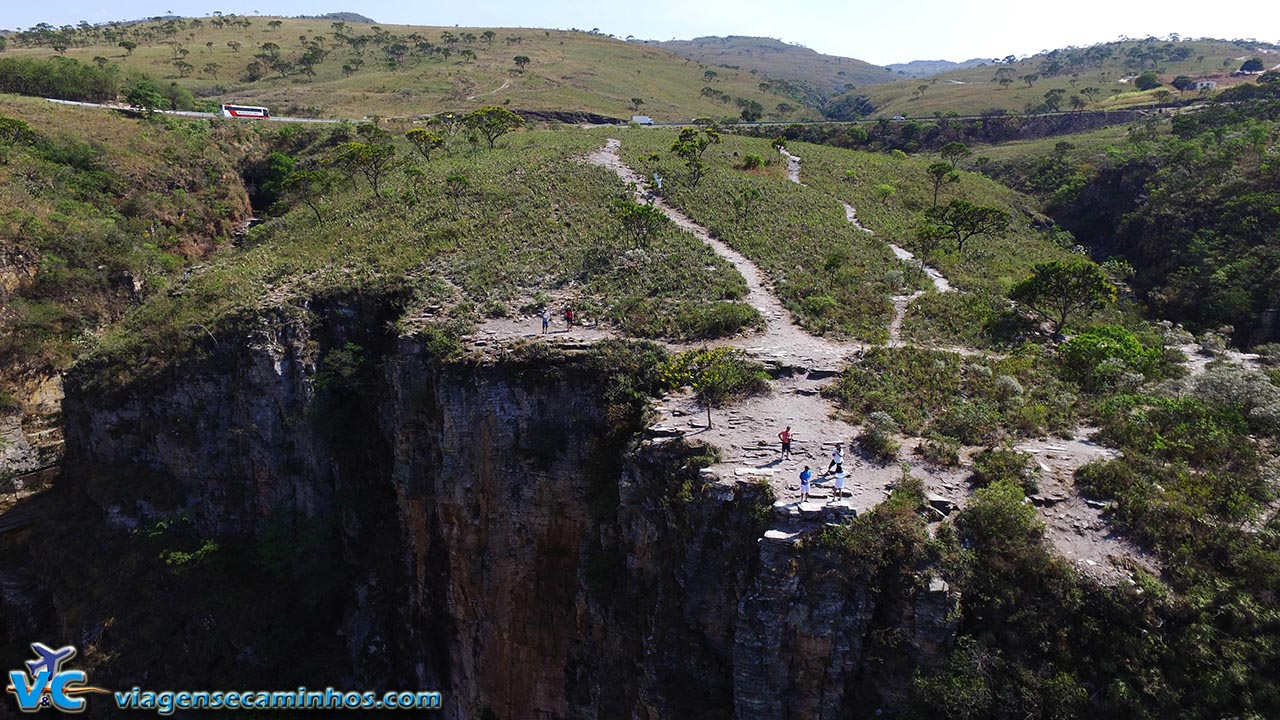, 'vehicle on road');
220,104,270,119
